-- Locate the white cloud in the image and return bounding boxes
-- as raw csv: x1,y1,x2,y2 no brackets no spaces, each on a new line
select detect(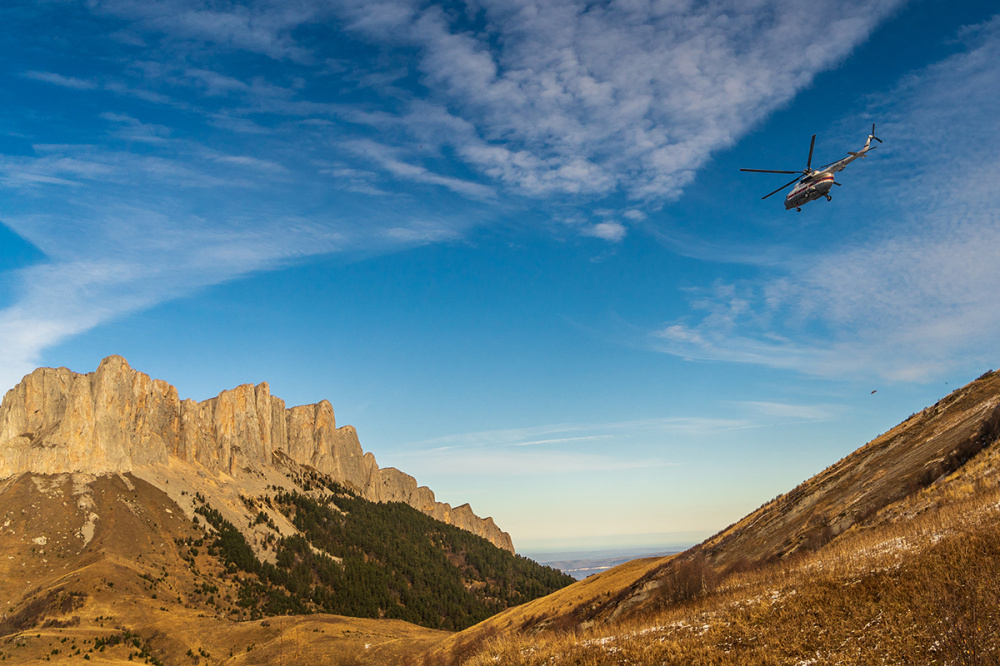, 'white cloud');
91,0,316,62
23,71,98,90
40,0,907,206
381,221,463,244
392,446,675,477
389,409,832,477
100,113,174,144
580,220,626,242
184,68,250,95
0,0,913,390
0,208,345,391
401,416,760,451
736,401,835,422
333,0,905,200
346,139,497,199
204,152,288,172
